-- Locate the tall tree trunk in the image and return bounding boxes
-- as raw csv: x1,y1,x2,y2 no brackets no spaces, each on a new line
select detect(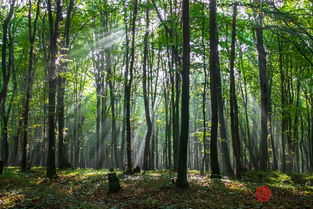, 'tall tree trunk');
149,129,155,170
46,0,62,179
96,91,101,168
209,0,221,178
143,0,153,171
58,0,74,169
176,0,190,188
0,0,15,165
155,127,159,169
120,4,130,168
21,0,40,172
173,70,180,171
278,37,286,172
310,94,313,172
215,21,233,174
163,66,172,169
254,0,269,171
229,3,243,176
100,77,106,167
107,52,118,168
217,82,233,176
293,79,301,172
201,0,209,175
2,23,15,166
170,72,176,170
125,0,138,172
92,32,102,169
268,72,278,170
